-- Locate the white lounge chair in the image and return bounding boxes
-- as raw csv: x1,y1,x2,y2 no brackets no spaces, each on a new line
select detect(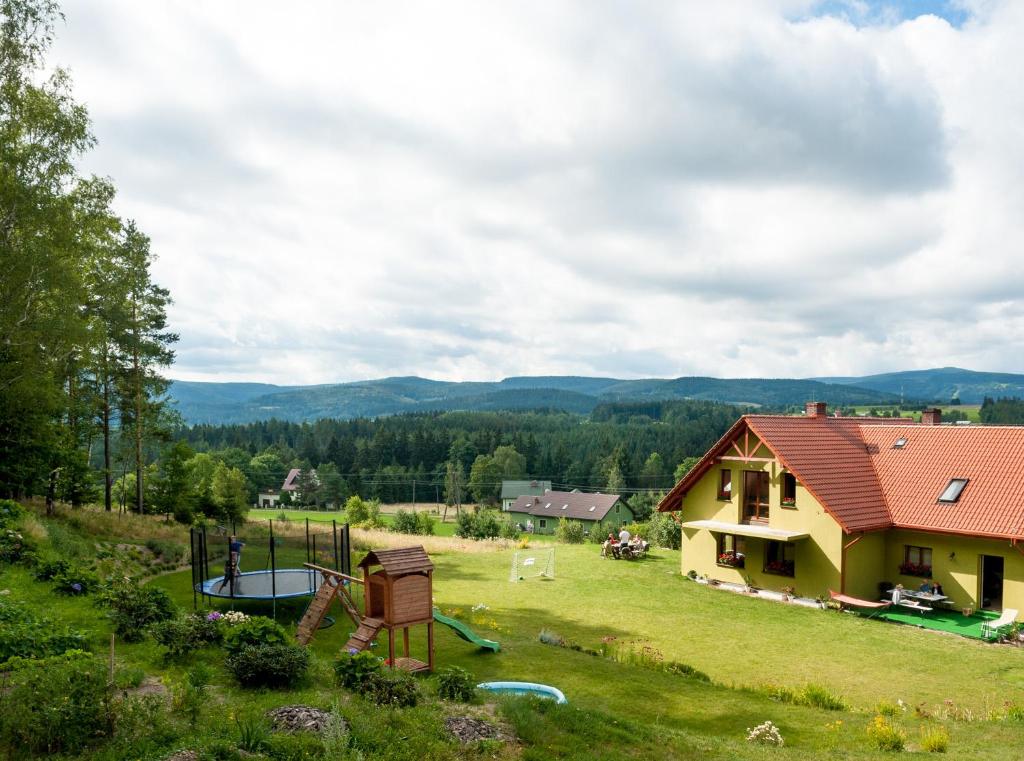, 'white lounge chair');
981,608,1018,640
